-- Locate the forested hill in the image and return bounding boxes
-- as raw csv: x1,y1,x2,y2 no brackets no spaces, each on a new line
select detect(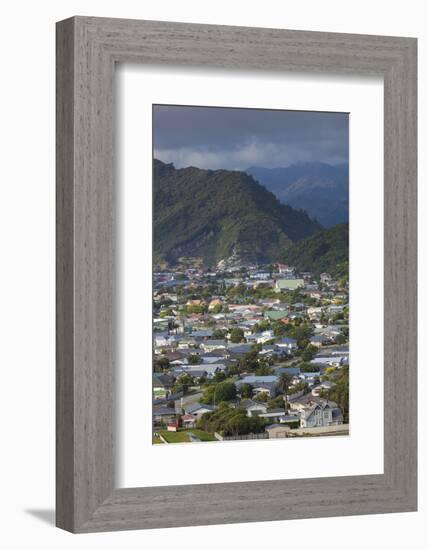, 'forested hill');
153,159,322,267
282,222,349,278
